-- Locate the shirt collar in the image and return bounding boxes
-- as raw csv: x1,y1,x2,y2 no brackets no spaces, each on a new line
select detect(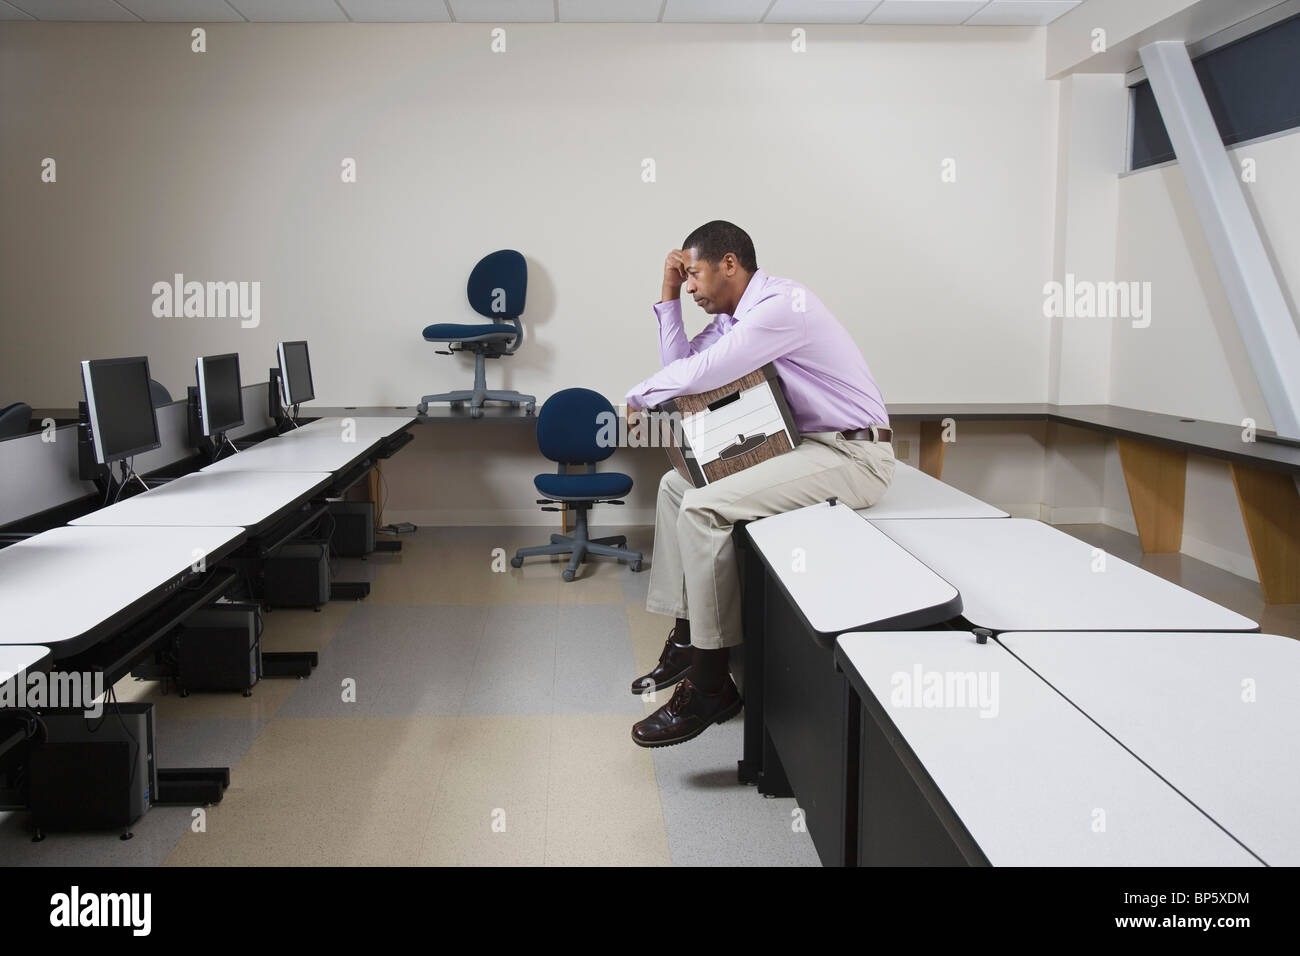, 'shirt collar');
731,269,767,319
